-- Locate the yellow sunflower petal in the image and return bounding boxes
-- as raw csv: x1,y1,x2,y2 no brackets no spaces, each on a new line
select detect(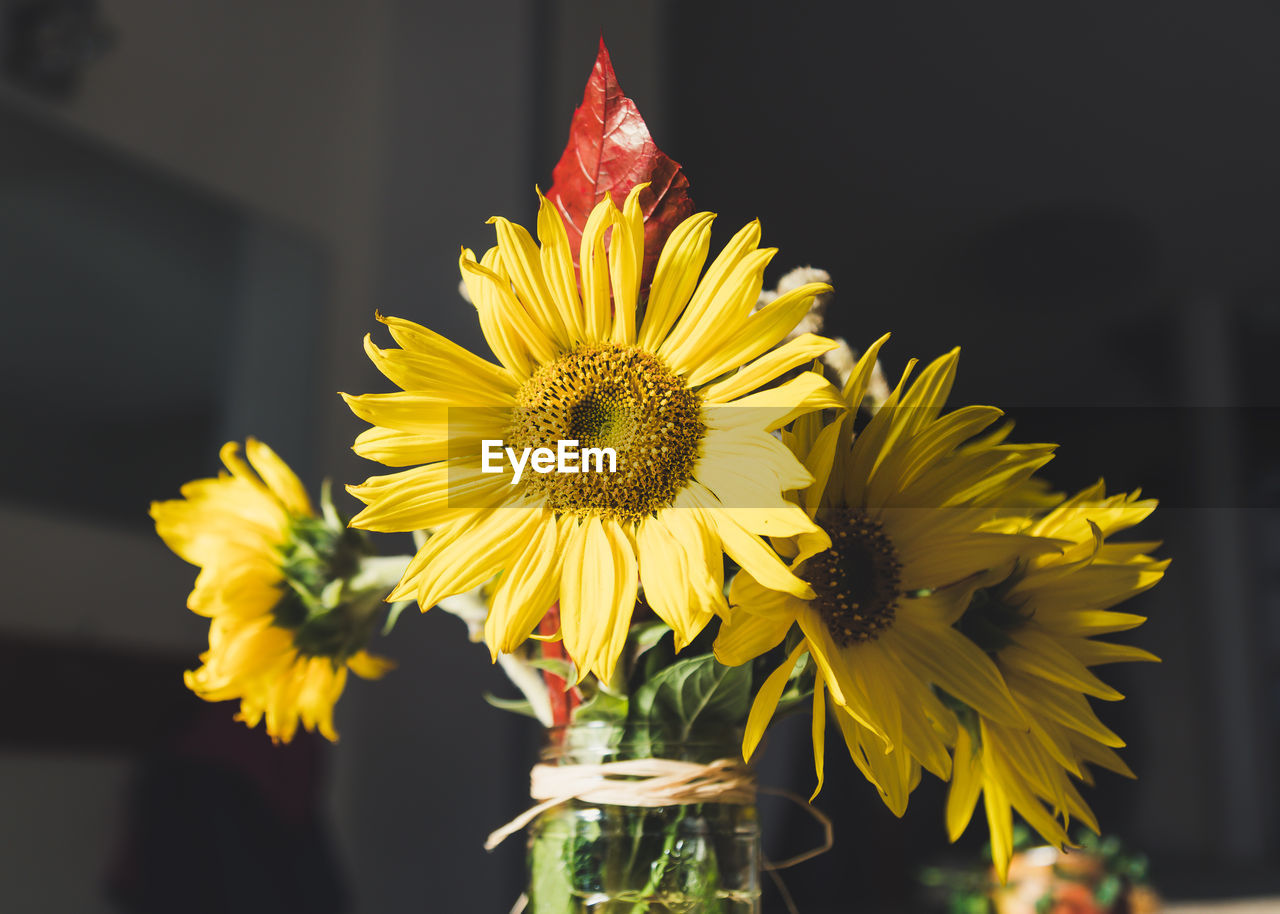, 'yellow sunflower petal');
872,405,1004,502
709,370,845,434
985,778,1015,883
352,426,450,468
743,641,807,761
663,246,776,374
637,513,714,651
347,650,396,680
657,502,729,620
946,726,984,842
799,416,846,518
696,475,820,541
833,709,914,817
841,332,891,404
842,357,916,505
681,484,813,599
1001,629,1125,700
793,608,886,740
535,188,586,343
811,677,827,800
151,497,278,568
1066,638,1160,666
376,314,517,398
407,506,544,609
339,393,510,439
1008,672,1124,747
1013,563,1168,616
361,333,519,406
188,562,283,618
264,659,306,743
714,606,796,667
658,219,761,362
896,444,1056,513
244,438,312,517
893,347,959,440
684,281,831,387
460,247,558,375
578,196,616,342
847,642,906,762
347,460,512,532
887,613,1026,727
894,531,1053,592
559,517,637,683
485,514,566,655
699,426,815,493
217,440,267,494
701,333,839,404
1070,732,1136,779
220,619,295,680
298,658,344,741
638,211,716,350
488,215,571,349
608,184,646,345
